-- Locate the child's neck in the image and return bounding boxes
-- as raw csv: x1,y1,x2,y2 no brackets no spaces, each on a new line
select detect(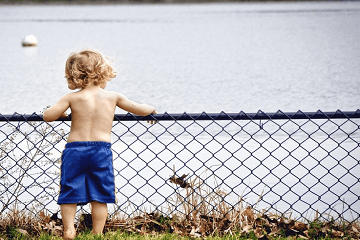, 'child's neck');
82,84,102,91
